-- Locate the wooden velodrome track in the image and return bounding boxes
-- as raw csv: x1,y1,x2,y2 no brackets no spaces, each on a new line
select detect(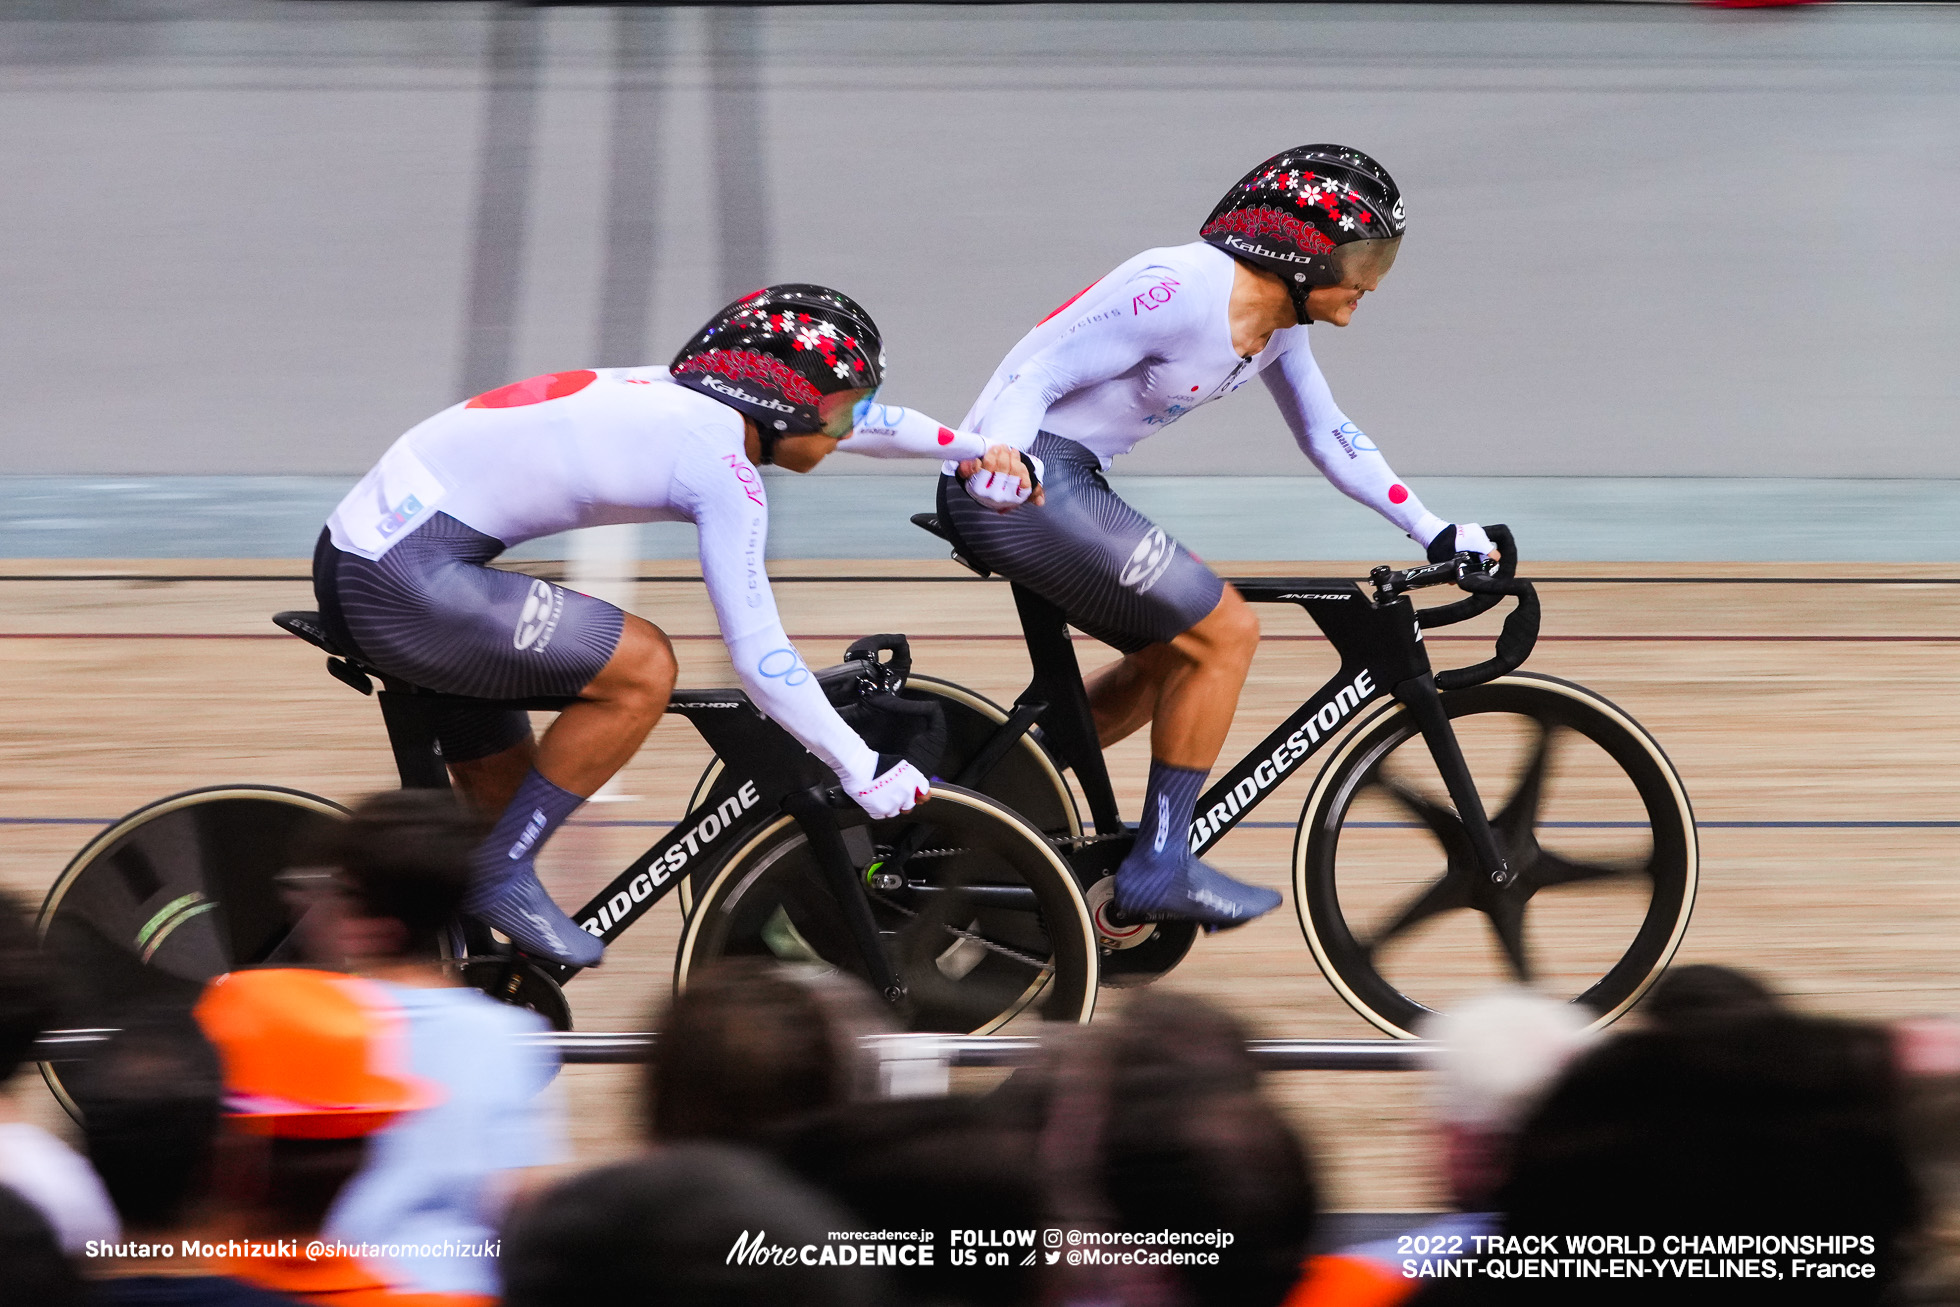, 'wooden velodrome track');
4,557,1959,1211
